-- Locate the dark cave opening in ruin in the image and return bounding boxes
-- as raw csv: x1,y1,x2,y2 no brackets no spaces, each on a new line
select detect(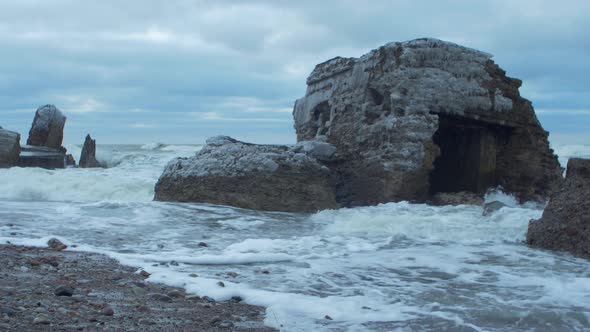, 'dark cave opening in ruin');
429,114,511,195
